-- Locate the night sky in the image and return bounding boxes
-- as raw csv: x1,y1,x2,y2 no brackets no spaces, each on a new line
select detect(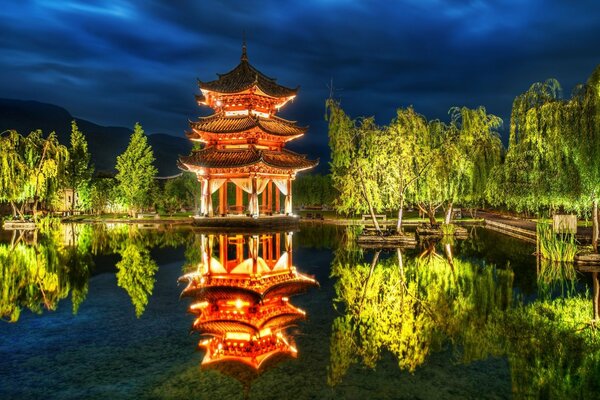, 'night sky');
1,0,600,167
